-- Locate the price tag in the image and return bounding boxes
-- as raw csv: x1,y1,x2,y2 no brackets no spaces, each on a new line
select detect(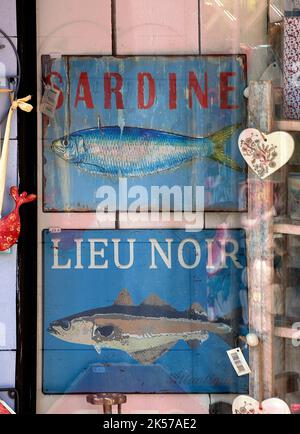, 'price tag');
227,348,251,377
49,227,61,234
40,86,60,118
